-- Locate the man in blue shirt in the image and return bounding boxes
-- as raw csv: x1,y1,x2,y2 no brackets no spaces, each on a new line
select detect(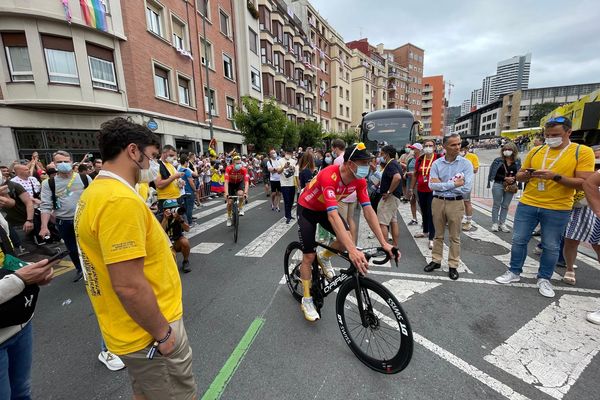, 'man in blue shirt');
424,134,474,280
178,154,196,226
